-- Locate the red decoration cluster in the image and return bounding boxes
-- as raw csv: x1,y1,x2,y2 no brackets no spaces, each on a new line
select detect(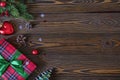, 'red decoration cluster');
32,49,39,55
0,21,14,35
0,1,9,16
0,1,6,7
